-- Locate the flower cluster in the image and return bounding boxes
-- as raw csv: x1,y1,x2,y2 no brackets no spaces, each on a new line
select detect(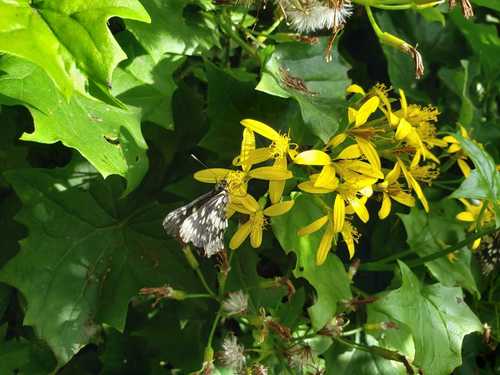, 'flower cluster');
194,83,485,265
